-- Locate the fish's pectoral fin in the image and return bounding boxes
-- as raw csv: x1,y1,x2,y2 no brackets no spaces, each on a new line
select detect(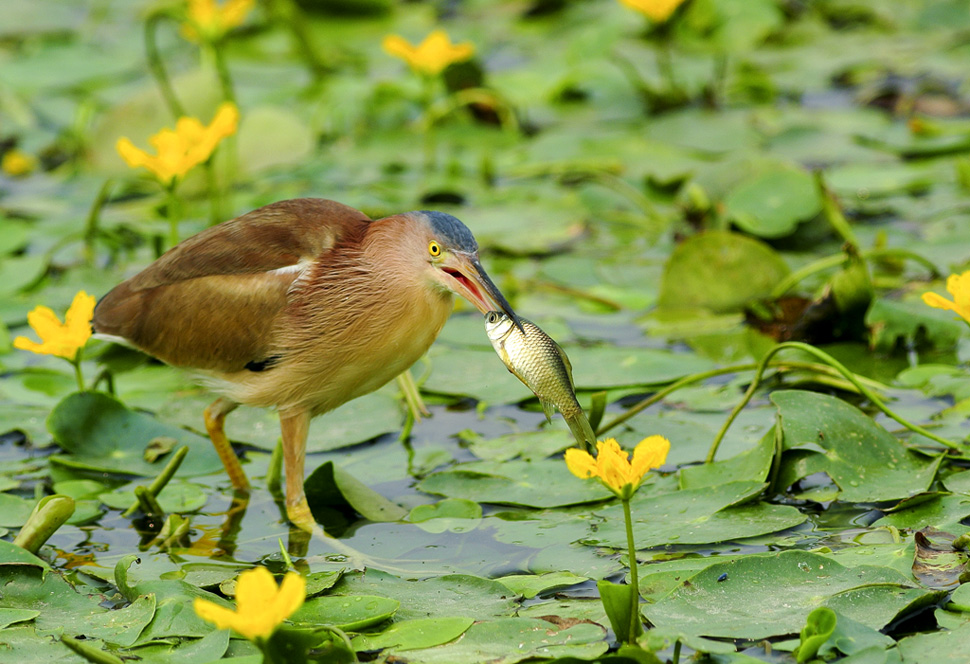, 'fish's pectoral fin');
539,398,556,423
